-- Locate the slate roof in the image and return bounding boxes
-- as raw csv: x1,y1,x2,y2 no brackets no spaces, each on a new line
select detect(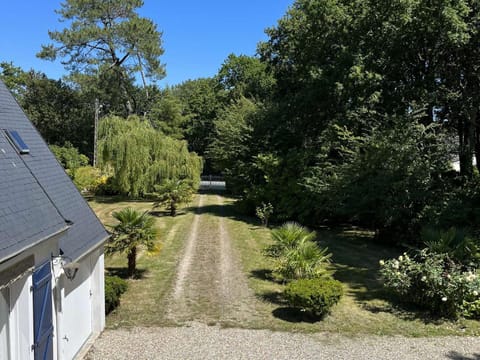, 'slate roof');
0,80,108,262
